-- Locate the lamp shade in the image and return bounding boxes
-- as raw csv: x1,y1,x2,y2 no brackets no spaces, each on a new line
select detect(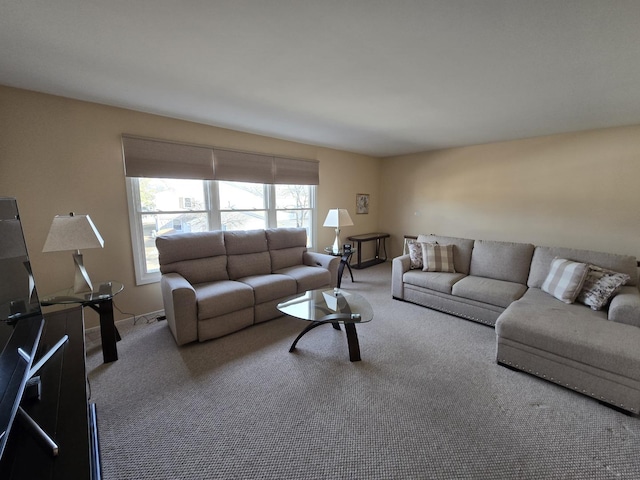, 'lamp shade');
43,214,104,252
323,209,354,228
